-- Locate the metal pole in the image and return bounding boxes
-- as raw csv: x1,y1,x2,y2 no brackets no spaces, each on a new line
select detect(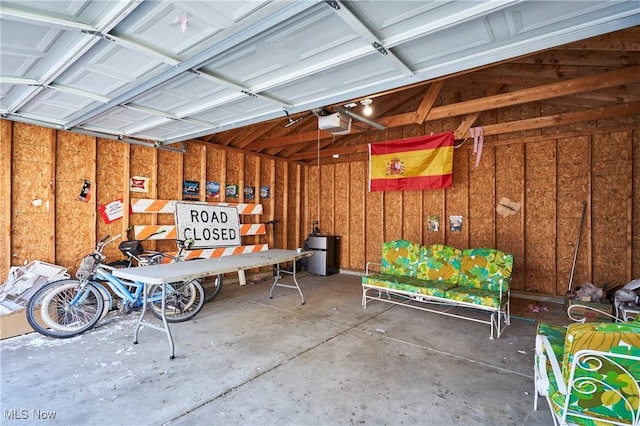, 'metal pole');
567,201,587,295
